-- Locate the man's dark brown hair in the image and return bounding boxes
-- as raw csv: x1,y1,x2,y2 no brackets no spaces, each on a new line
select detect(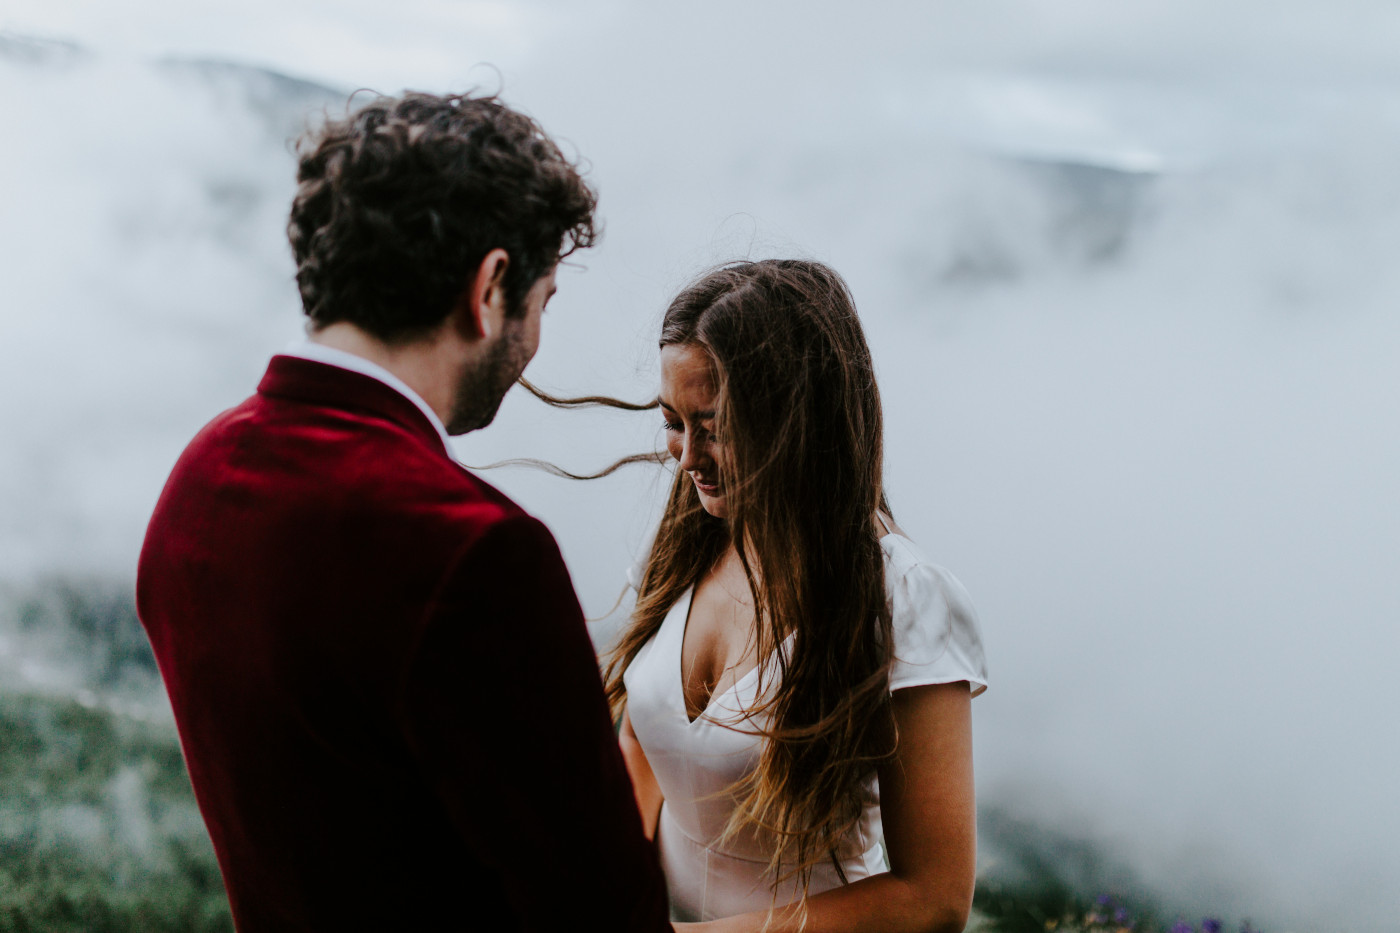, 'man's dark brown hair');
288,91,597,341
